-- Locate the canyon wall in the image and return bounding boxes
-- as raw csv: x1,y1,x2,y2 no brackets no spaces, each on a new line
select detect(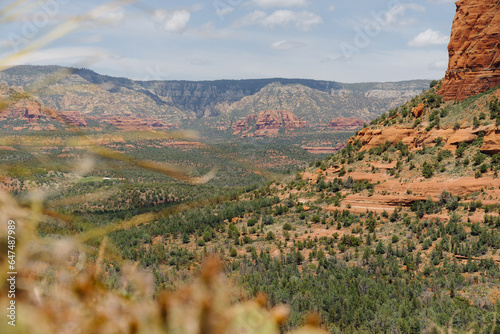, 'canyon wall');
439,0,500,101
